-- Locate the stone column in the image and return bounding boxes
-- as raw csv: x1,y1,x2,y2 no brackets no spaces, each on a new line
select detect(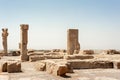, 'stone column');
2,28,9,56
20,24,29,61
67,29,80,55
